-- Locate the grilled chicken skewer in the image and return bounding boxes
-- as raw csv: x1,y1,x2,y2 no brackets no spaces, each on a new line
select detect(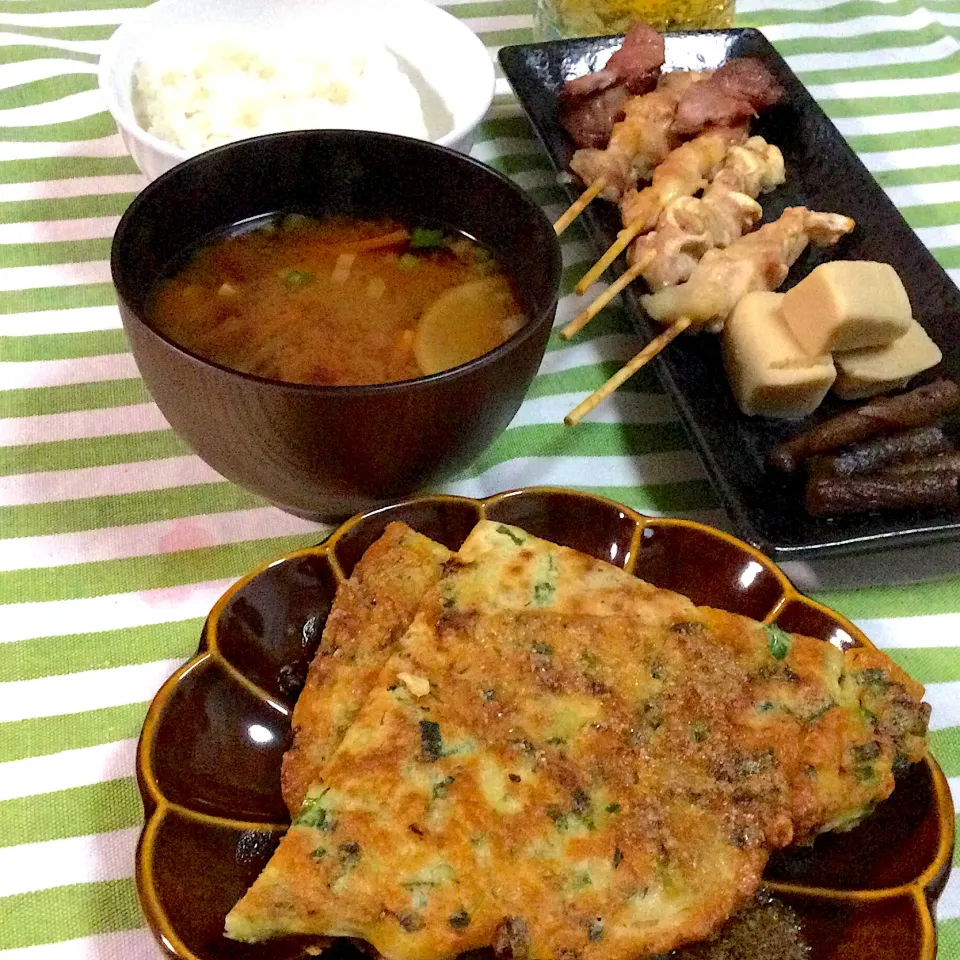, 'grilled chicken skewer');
567,56,783,276
561,136,785,339
575,126,747,294
630,136,786,290
566,208,854,425
641,207,855,330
